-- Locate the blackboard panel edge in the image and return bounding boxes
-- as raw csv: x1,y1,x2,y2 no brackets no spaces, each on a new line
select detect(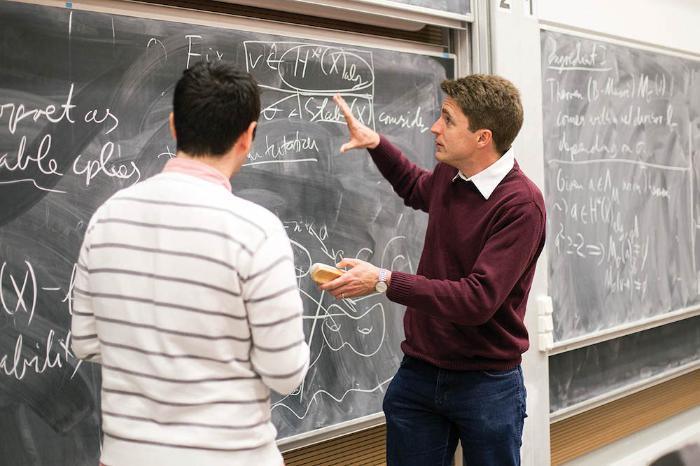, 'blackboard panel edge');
548,305,700,355
278,412,384,452
373,0,473,24
540,23,700,63
550,358,700,422
218,0,472,28
39,0,453,56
